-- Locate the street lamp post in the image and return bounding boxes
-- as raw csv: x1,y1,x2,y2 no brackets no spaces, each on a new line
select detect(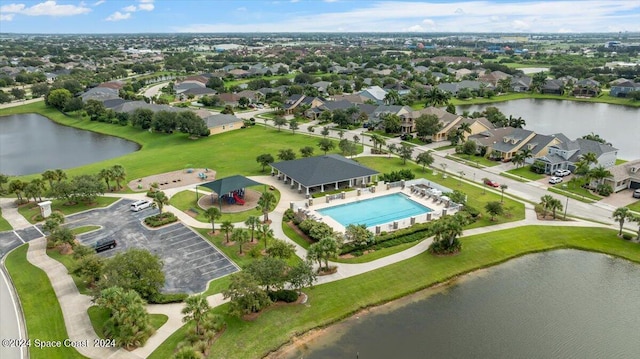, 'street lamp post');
562,184,569,220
